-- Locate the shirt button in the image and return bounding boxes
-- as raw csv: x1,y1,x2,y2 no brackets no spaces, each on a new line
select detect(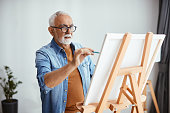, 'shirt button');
66,78,68,80
64,58,66,60
44,90,48,94
64,101,66,103
65,90,67,92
